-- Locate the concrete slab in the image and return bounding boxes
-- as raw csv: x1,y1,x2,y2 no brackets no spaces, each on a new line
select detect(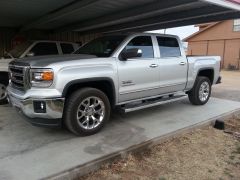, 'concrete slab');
212,71,240,102
0,97,240,180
